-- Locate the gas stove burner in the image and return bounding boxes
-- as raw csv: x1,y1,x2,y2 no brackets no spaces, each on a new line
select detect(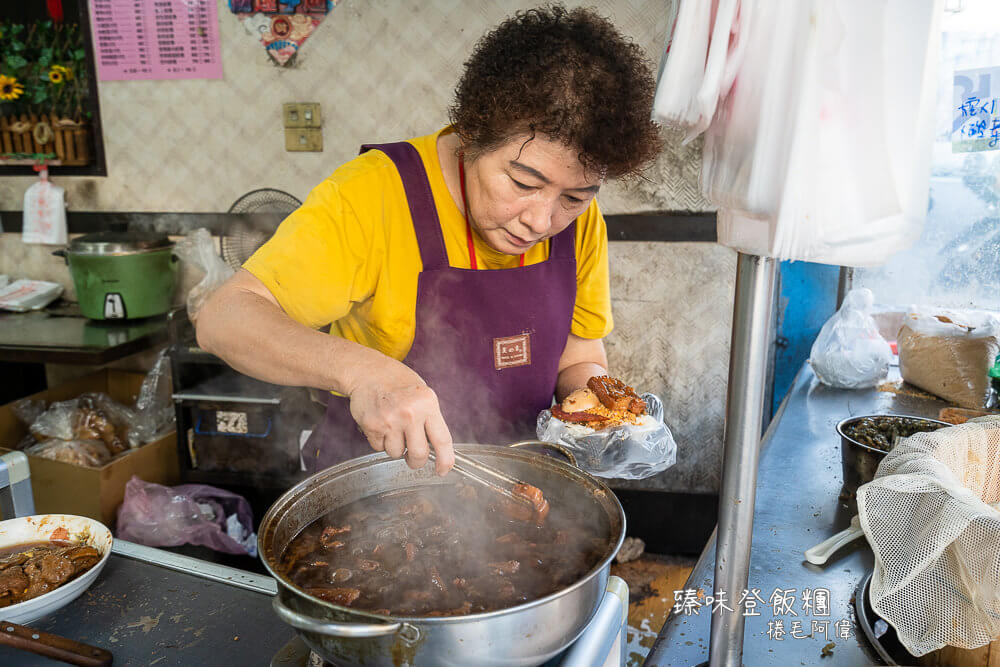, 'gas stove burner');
307,650,331,667
270,635,337,667
854,571,919,666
